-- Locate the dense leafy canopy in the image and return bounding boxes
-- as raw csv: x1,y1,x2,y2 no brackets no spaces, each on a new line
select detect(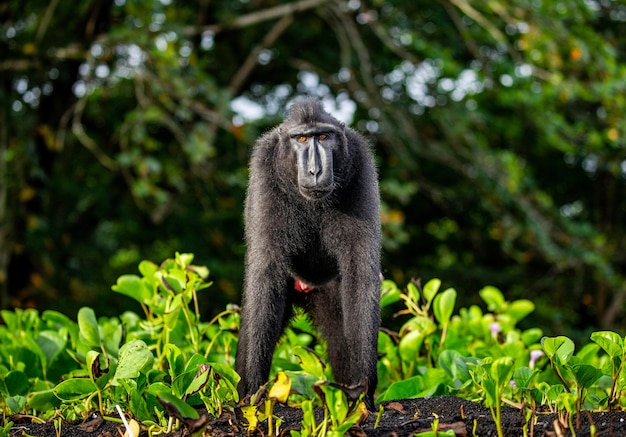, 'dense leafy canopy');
1,0,625,334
